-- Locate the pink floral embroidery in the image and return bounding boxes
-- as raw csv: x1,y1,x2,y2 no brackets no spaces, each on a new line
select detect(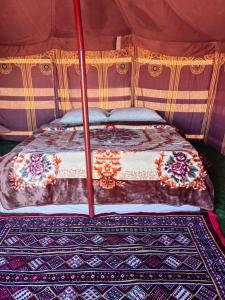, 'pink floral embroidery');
9,153,61,190
28,154,45,177
155,151,207,191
